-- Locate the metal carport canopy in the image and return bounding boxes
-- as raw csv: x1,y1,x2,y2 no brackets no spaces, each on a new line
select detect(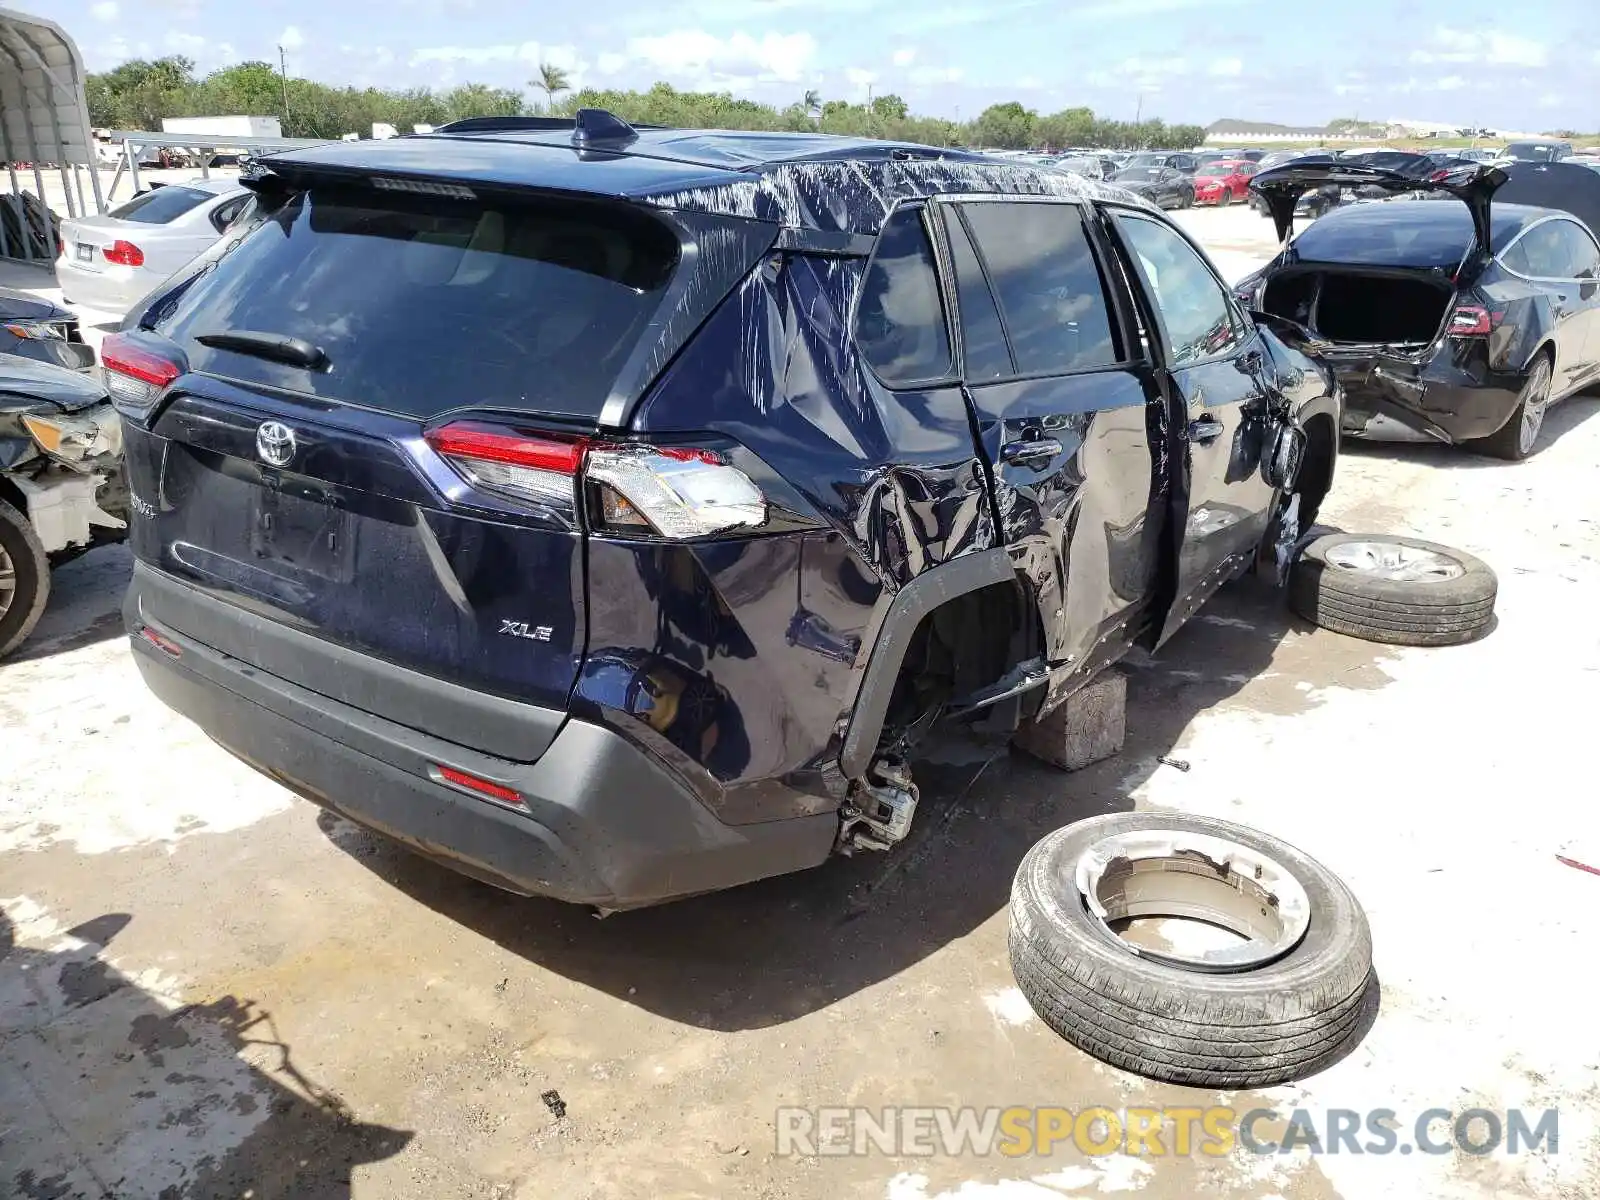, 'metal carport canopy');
0,5,103,240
